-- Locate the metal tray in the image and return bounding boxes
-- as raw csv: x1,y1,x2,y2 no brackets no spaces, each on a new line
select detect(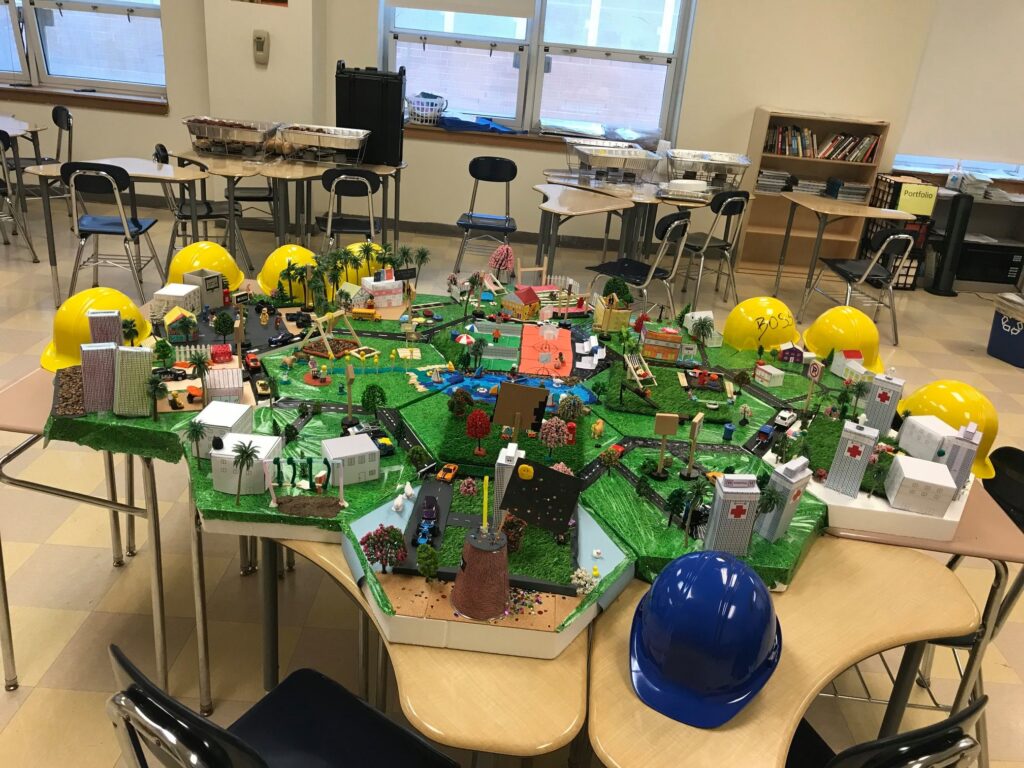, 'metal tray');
574,146,660,172
183,116,280,147
278,124,370,152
